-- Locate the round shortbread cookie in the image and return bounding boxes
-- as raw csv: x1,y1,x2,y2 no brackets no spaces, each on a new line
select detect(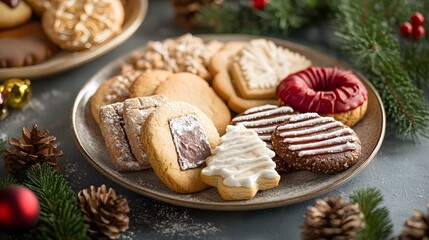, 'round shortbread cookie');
154,72,231,135
0,1,32,29
129,70,172,98
141,102,220,193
